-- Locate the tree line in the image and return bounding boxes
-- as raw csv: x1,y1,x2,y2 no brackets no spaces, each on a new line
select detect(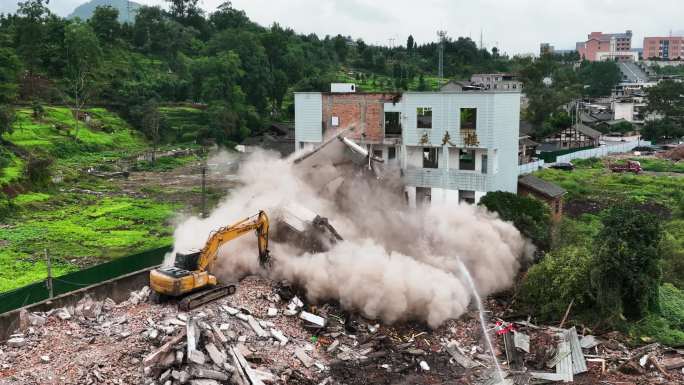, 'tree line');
0,0,644,145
